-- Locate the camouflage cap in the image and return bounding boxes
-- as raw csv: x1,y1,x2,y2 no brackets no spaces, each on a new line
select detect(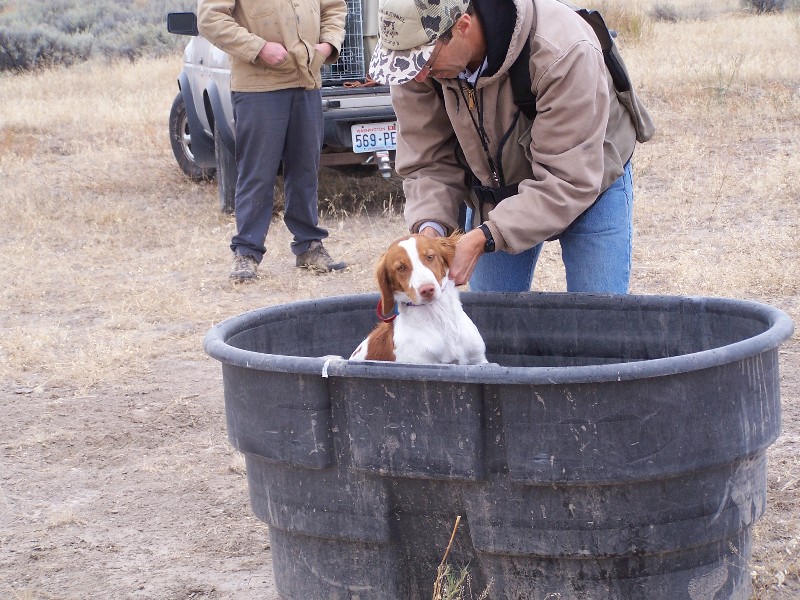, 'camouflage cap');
369,0,471,85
